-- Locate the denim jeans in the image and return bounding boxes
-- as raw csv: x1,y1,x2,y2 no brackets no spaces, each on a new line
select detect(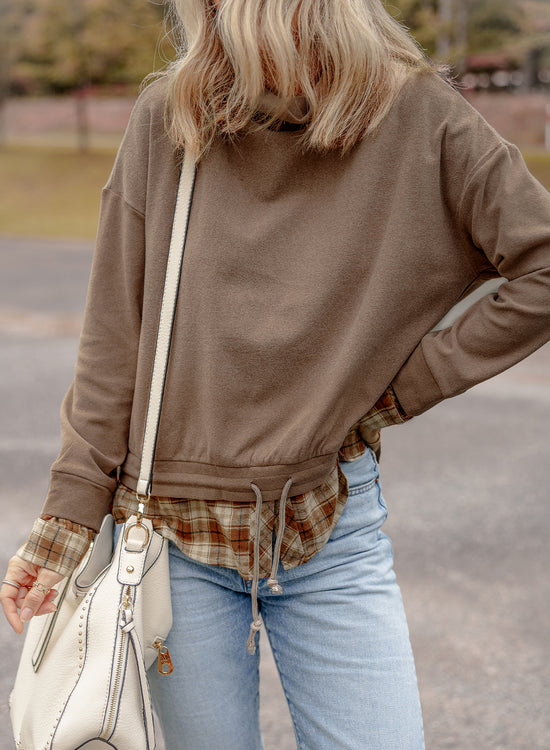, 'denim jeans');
143,447,424,750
